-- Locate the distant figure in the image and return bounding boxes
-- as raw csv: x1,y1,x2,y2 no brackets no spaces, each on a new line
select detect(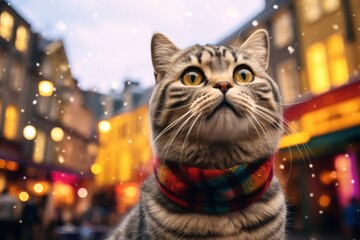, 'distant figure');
344,198,360,237
0,187,21,240
21,195,40,240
